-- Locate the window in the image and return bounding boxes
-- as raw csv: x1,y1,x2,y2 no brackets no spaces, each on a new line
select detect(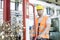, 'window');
56,10,60,16
46,7,54,16
46,7,50,15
